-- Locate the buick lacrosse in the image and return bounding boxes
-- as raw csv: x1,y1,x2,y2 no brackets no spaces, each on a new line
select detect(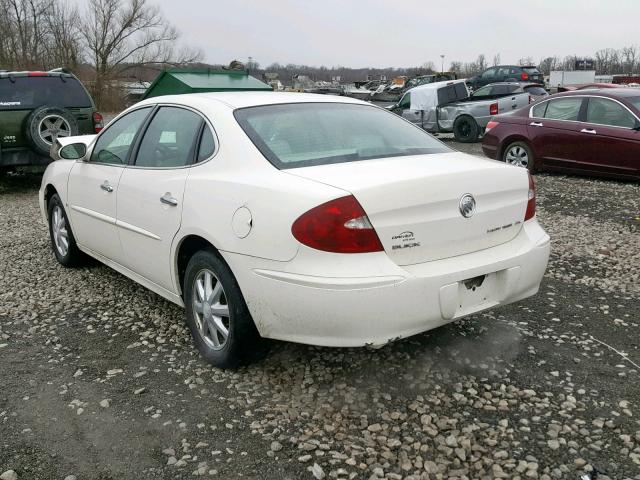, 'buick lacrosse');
40,92,550,368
